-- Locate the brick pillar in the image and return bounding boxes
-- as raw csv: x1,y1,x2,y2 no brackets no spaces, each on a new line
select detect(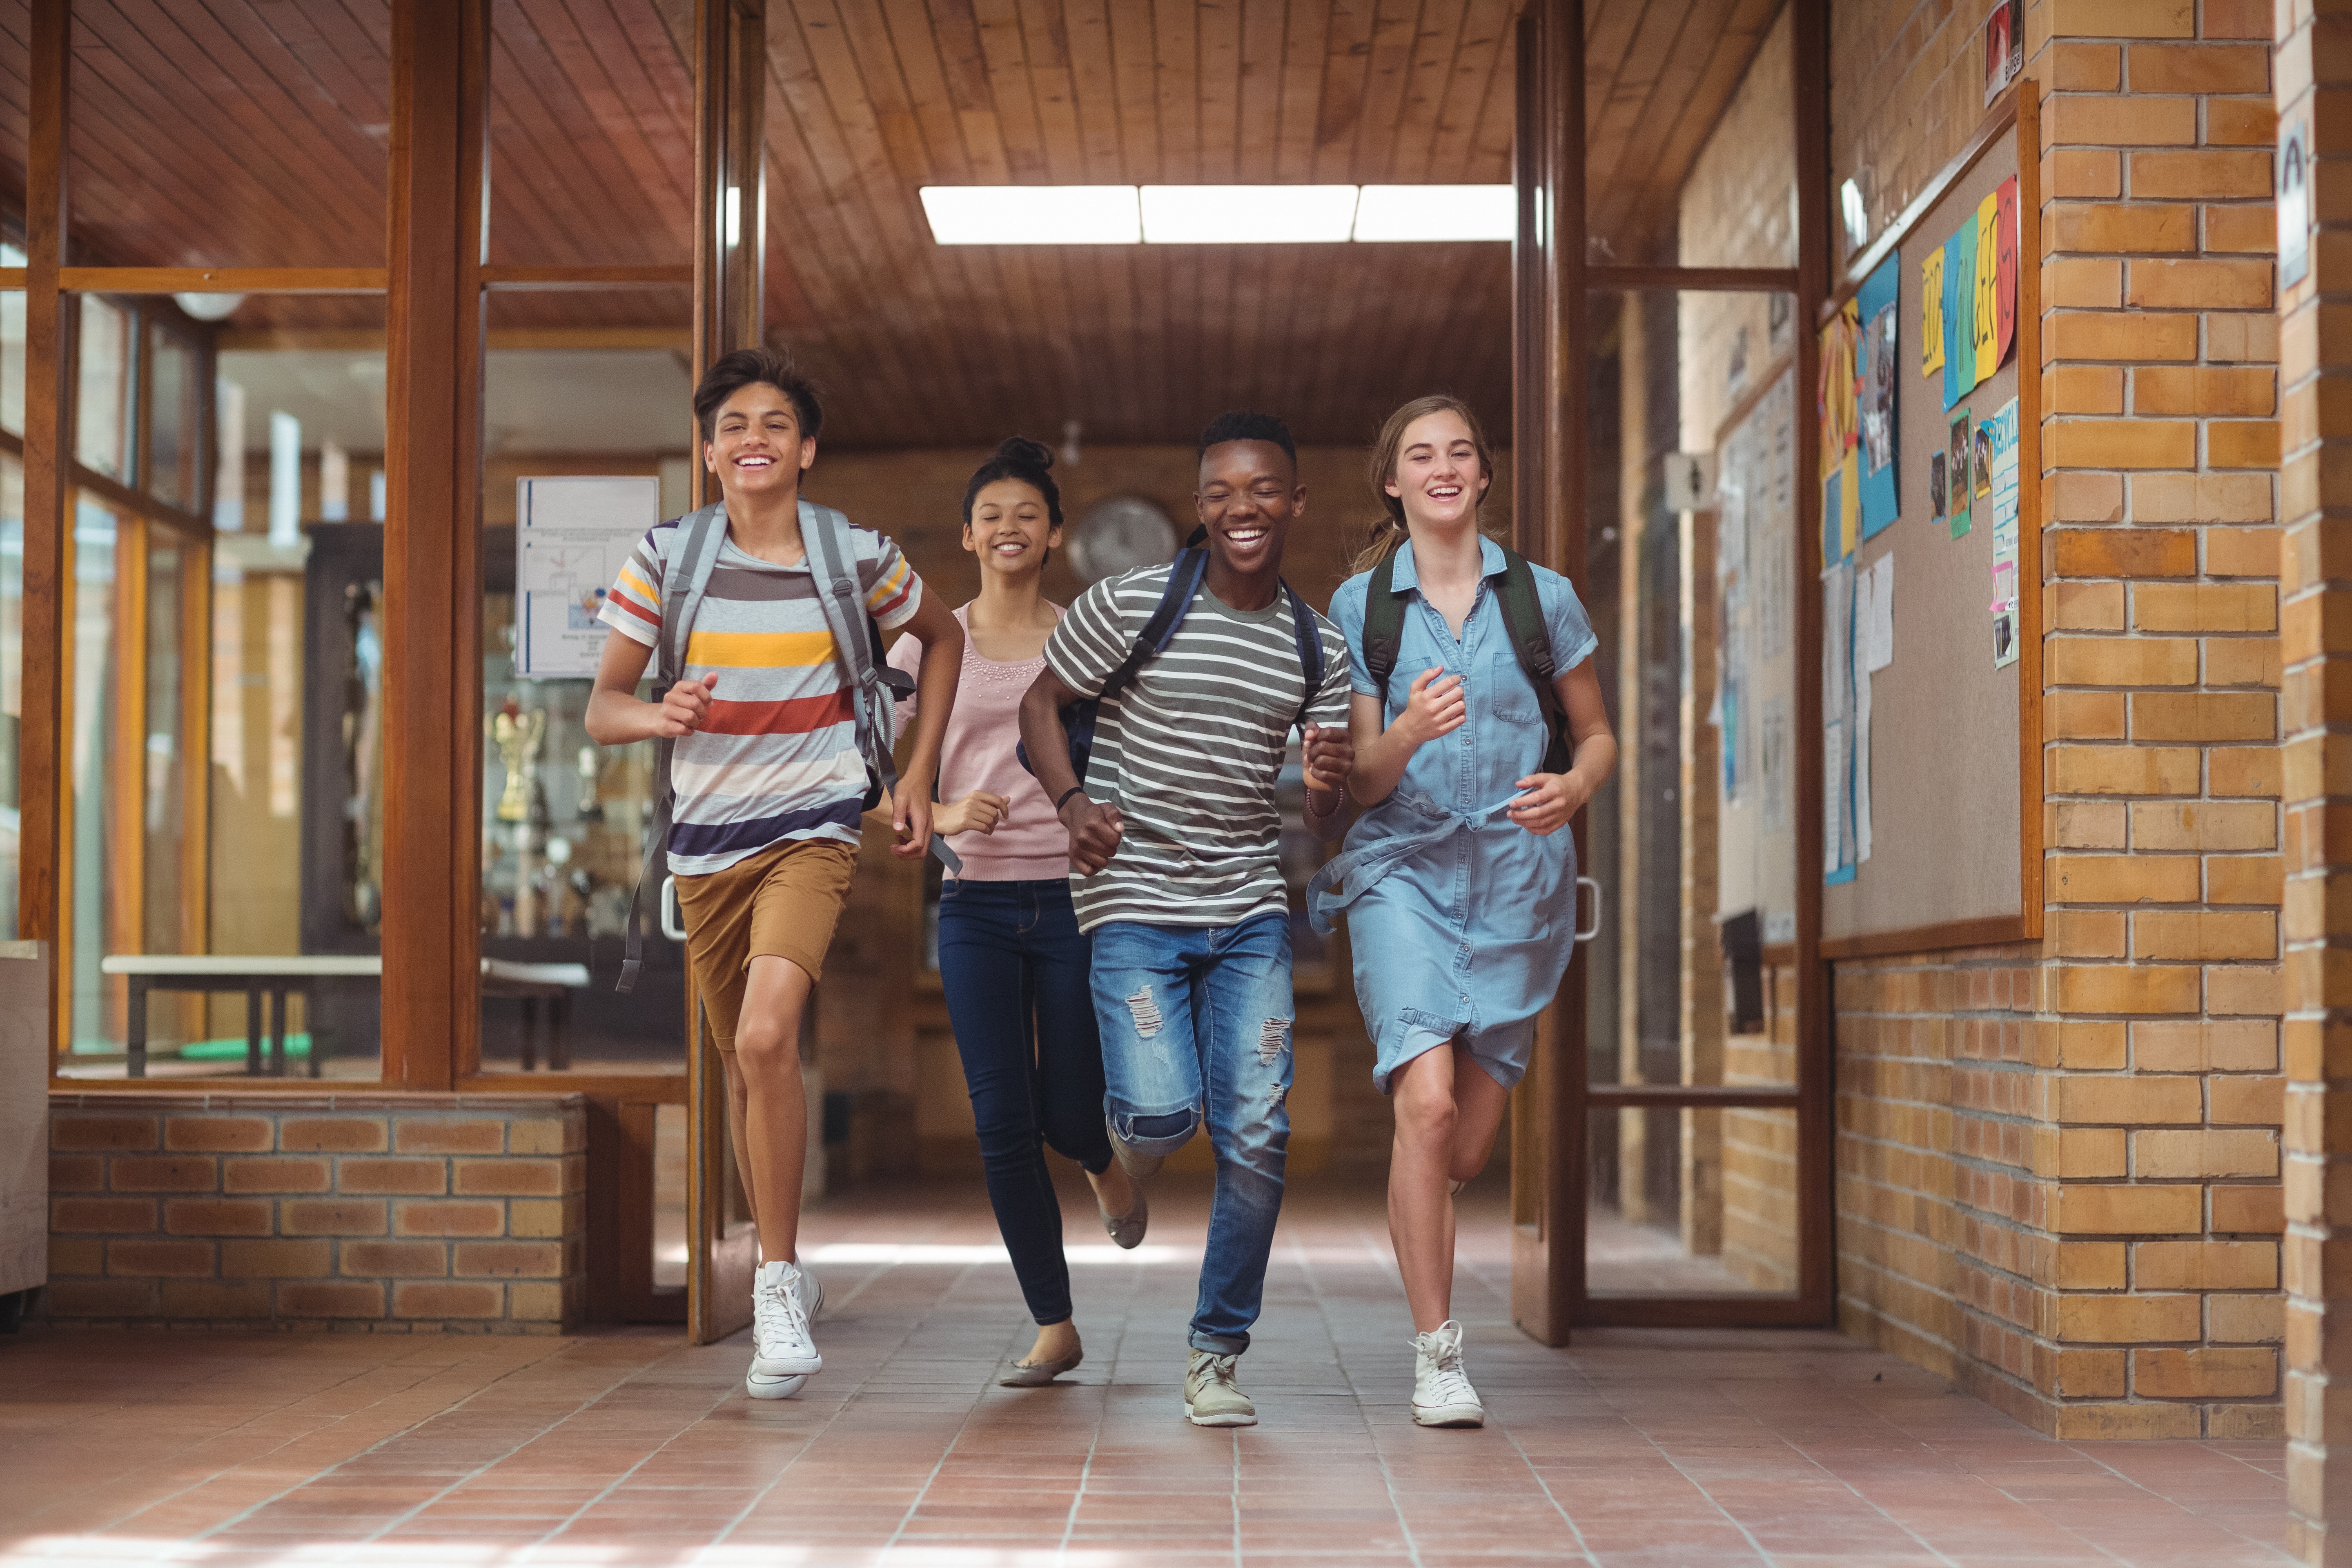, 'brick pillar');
2280,1,2352,1555
2037,0,2282,1438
